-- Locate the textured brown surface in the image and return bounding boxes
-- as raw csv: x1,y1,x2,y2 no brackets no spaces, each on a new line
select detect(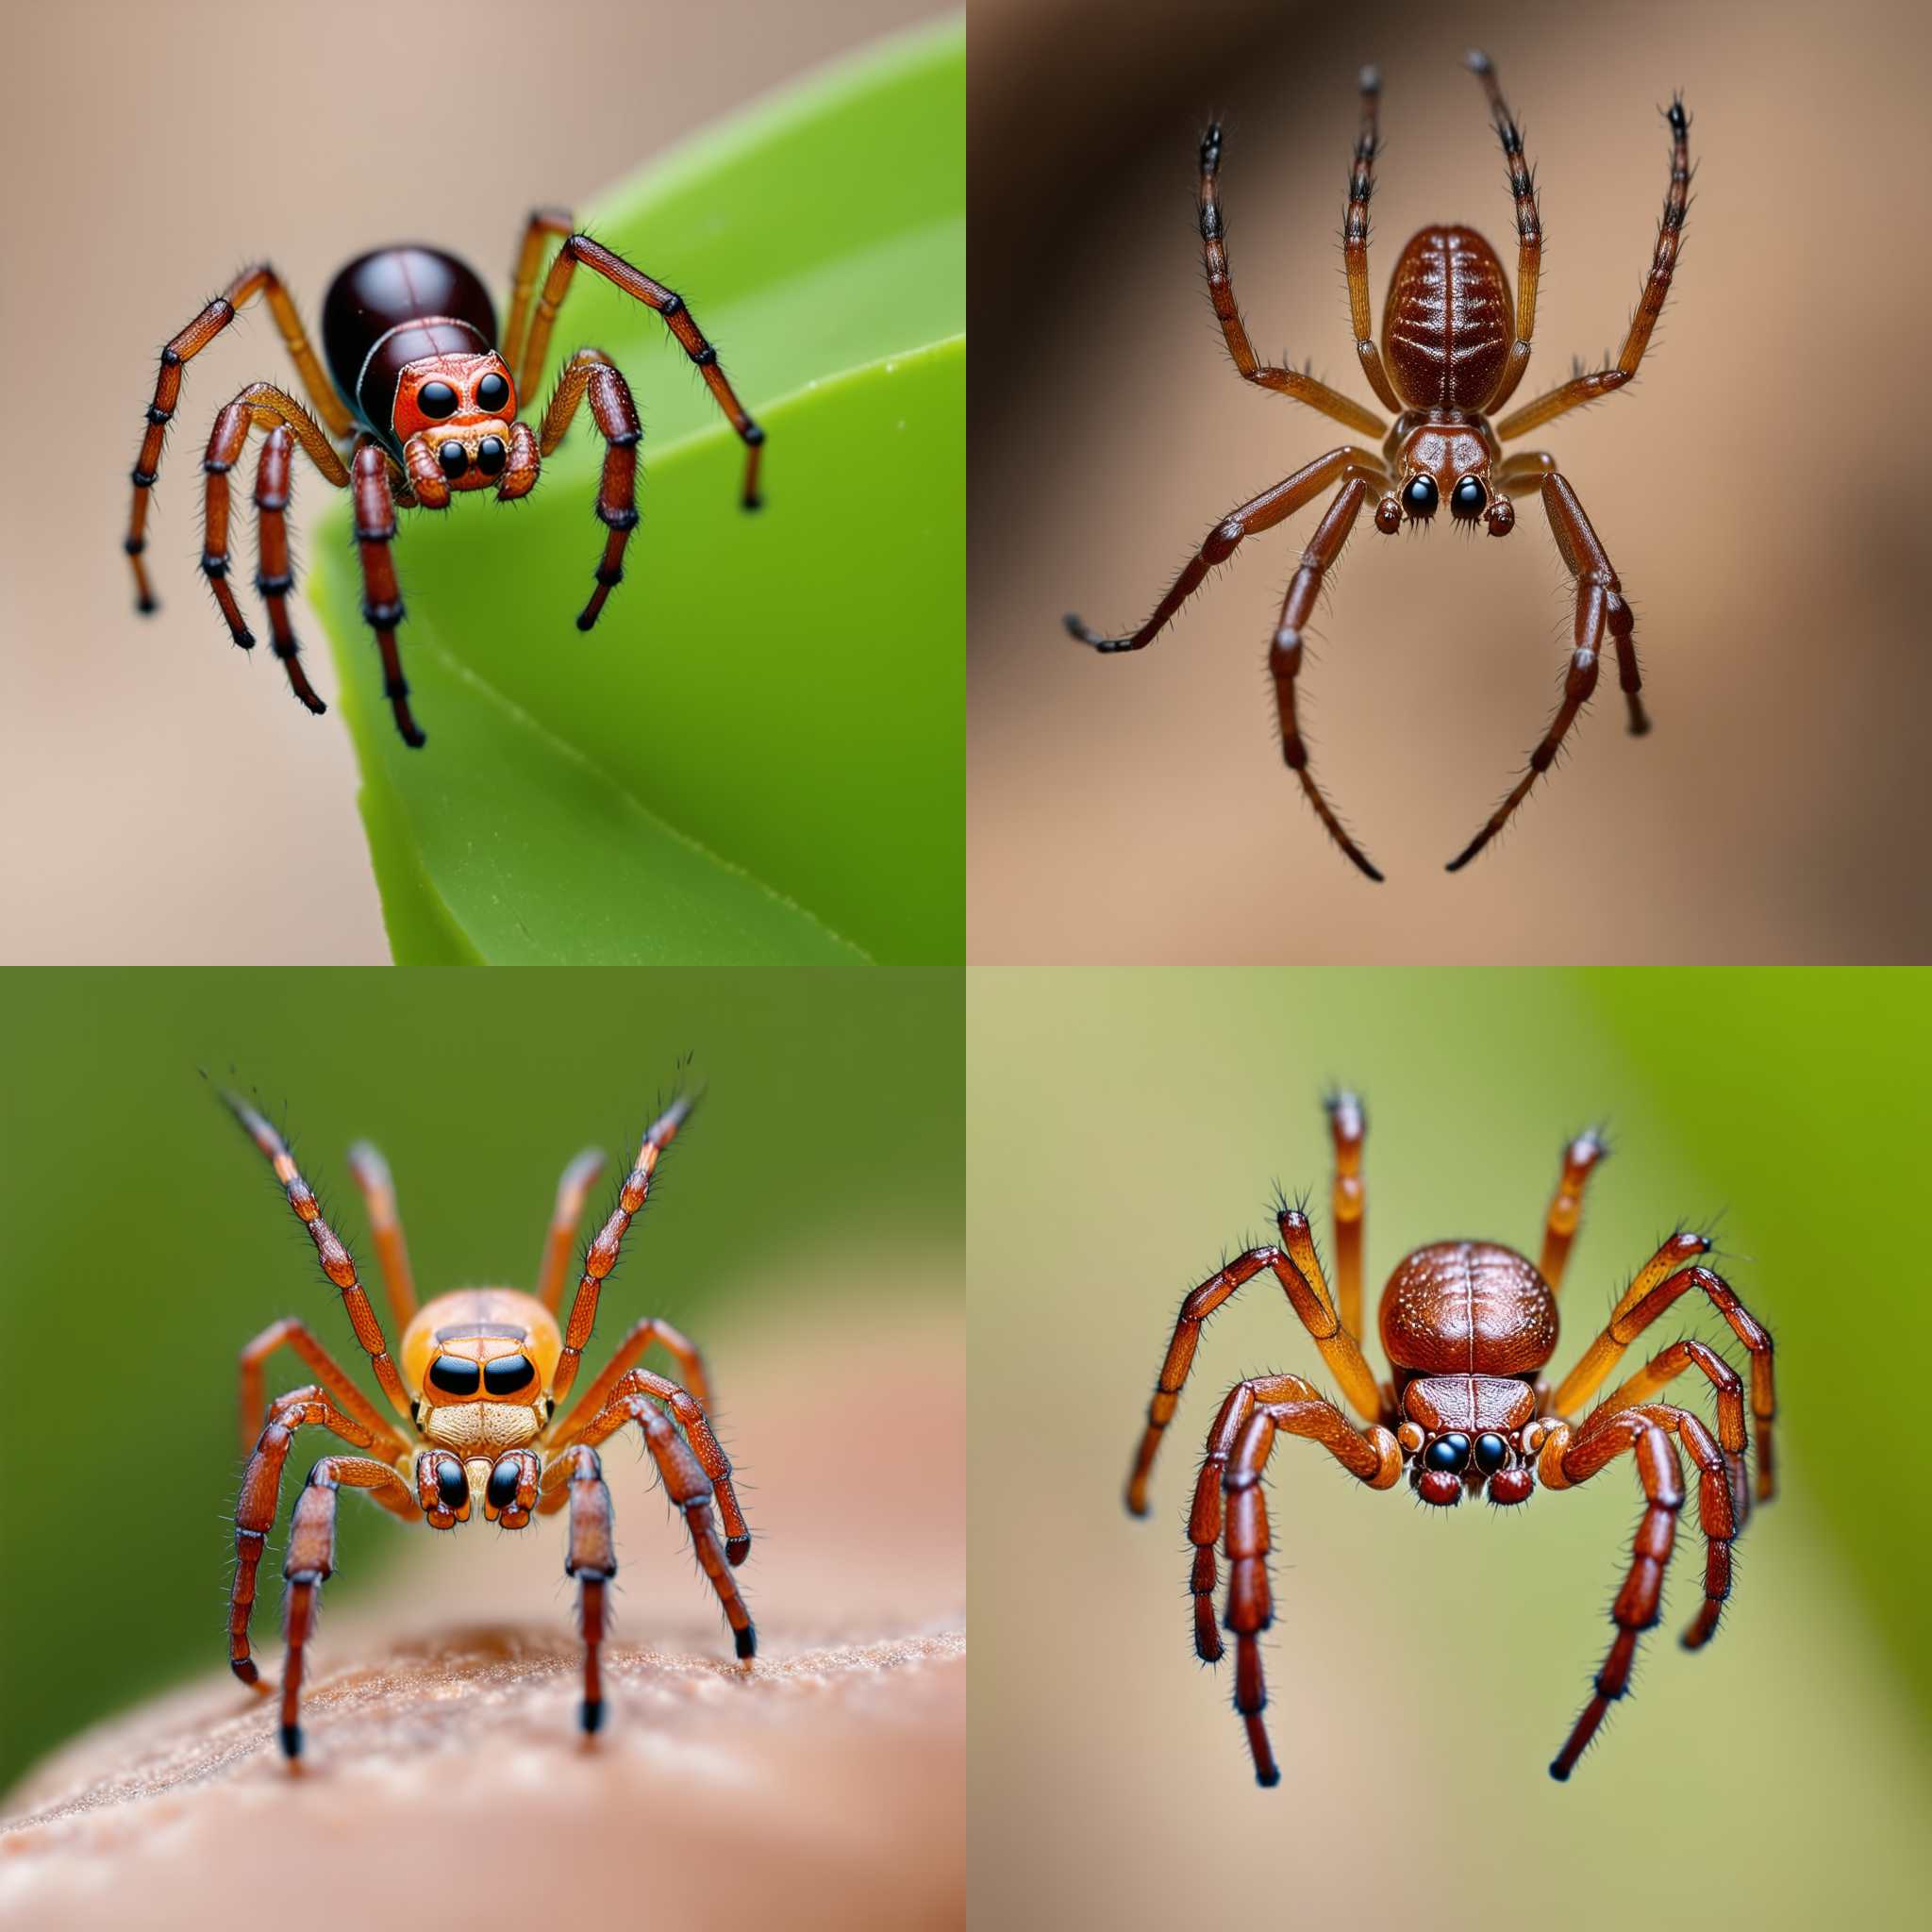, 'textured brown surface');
1378,1238,1557,1374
